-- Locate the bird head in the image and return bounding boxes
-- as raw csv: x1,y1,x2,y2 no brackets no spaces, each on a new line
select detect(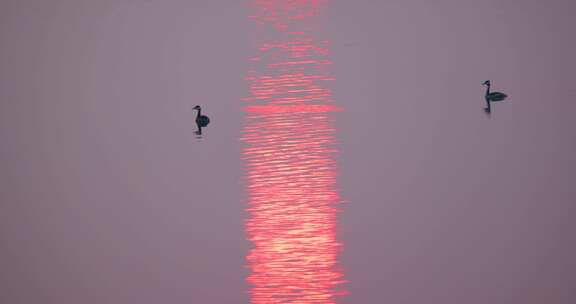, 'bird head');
193,105,201,110
483,80,491,86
